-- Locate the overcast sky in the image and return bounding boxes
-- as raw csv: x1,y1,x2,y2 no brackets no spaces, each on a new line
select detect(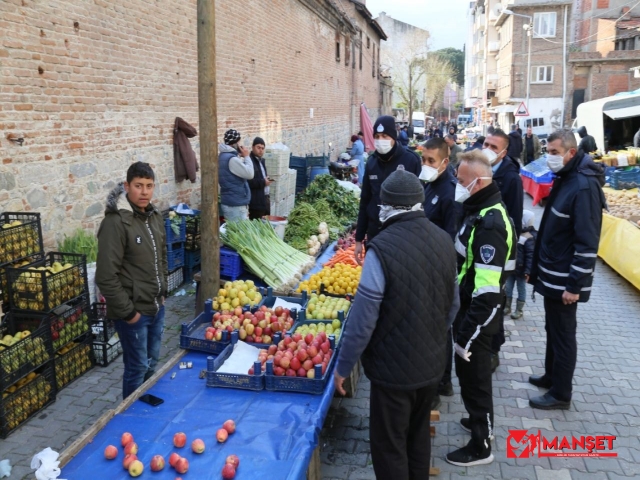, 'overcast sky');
365,0,470,51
